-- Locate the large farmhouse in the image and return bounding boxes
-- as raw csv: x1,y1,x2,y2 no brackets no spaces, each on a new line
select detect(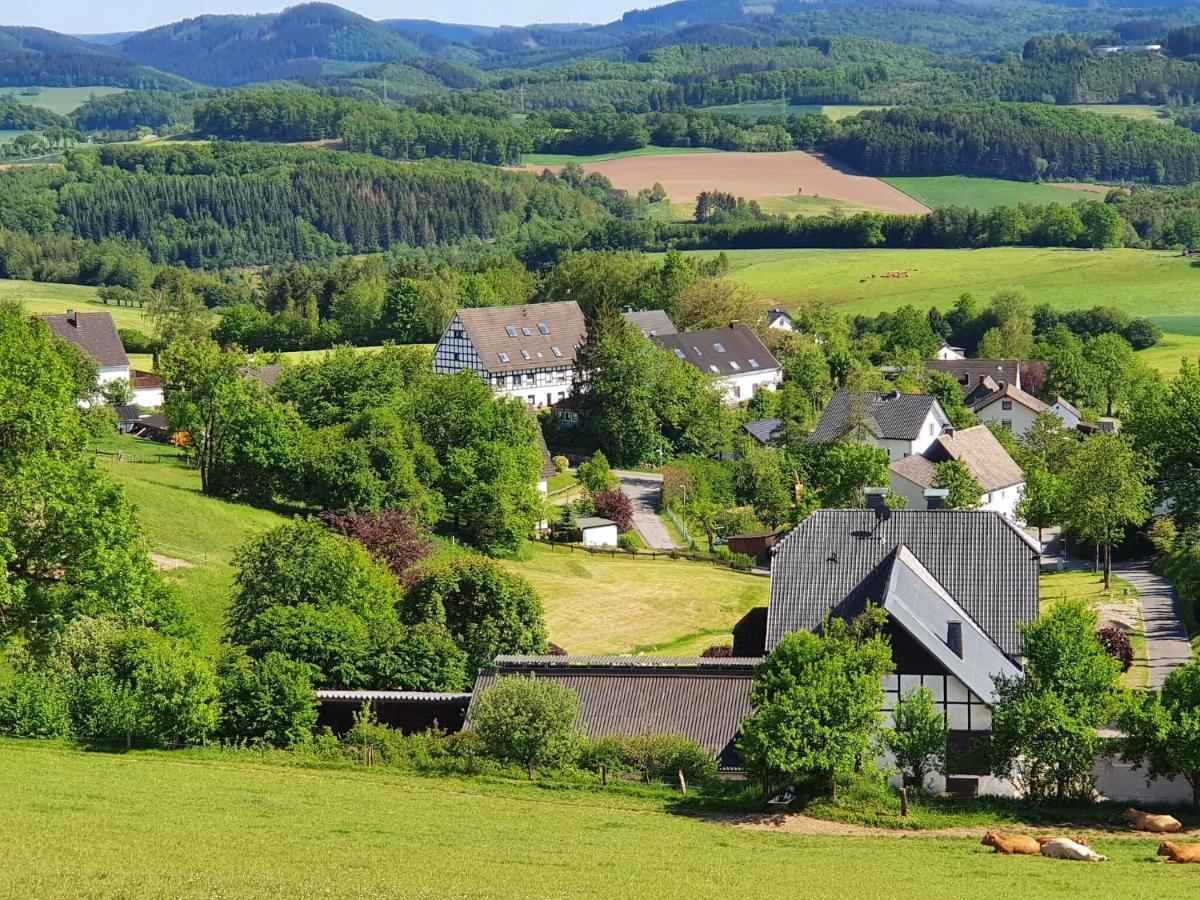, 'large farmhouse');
432,301,587,408
809,391,950,460
651,323,782,404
